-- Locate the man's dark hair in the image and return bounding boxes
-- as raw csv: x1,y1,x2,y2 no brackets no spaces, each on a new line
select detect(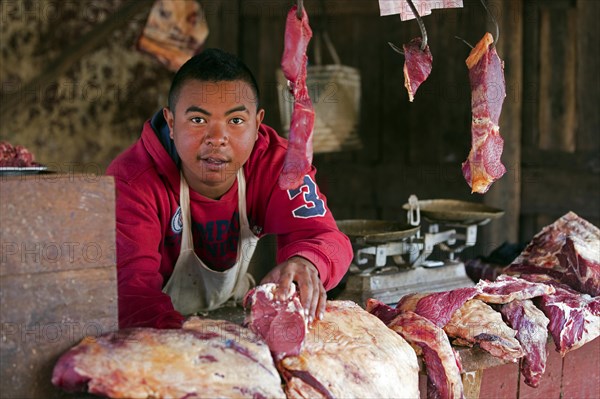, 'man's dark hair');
167,48,260,112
